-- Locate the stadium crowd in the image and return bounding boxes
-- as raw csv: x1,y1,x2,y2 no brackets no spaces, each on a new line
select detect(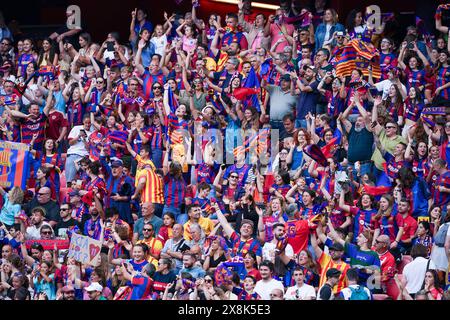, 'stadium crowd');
0,0,449,300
